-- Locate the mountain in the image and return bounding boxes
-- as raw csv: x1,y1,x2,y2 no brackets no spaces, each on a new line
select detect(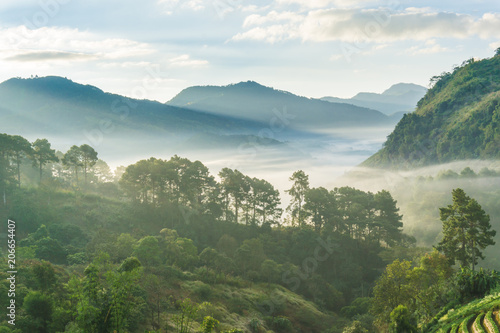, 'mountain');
0,76,267,139
321,83,427,115
166,81,394,131
363,53,500,168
